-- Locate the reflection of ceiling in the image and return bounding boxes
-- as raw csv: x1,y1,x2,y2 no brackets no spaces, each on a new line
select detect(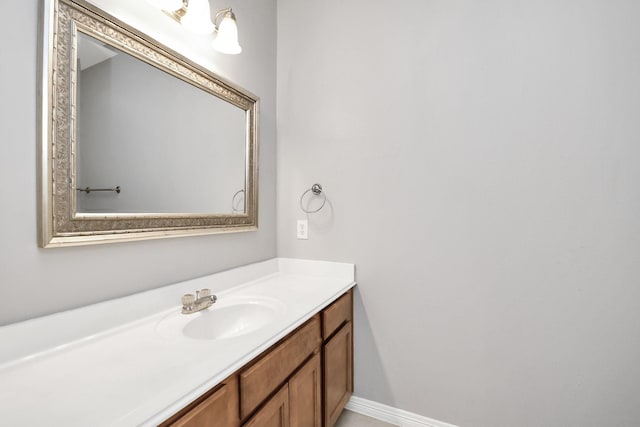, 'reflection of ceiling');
78,34,118,71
